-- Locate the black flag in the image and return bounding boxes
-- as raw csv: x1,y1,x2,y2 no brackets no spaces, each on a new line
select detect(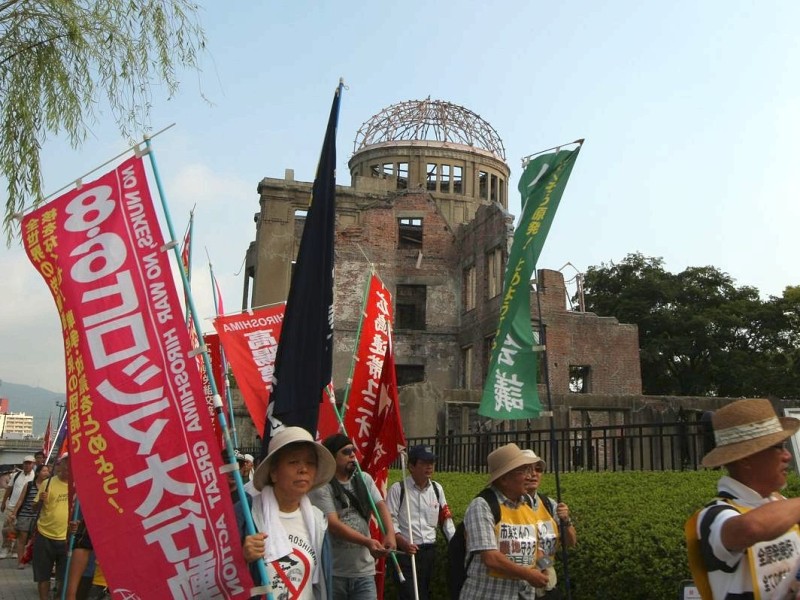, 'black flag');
261,83,342,457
